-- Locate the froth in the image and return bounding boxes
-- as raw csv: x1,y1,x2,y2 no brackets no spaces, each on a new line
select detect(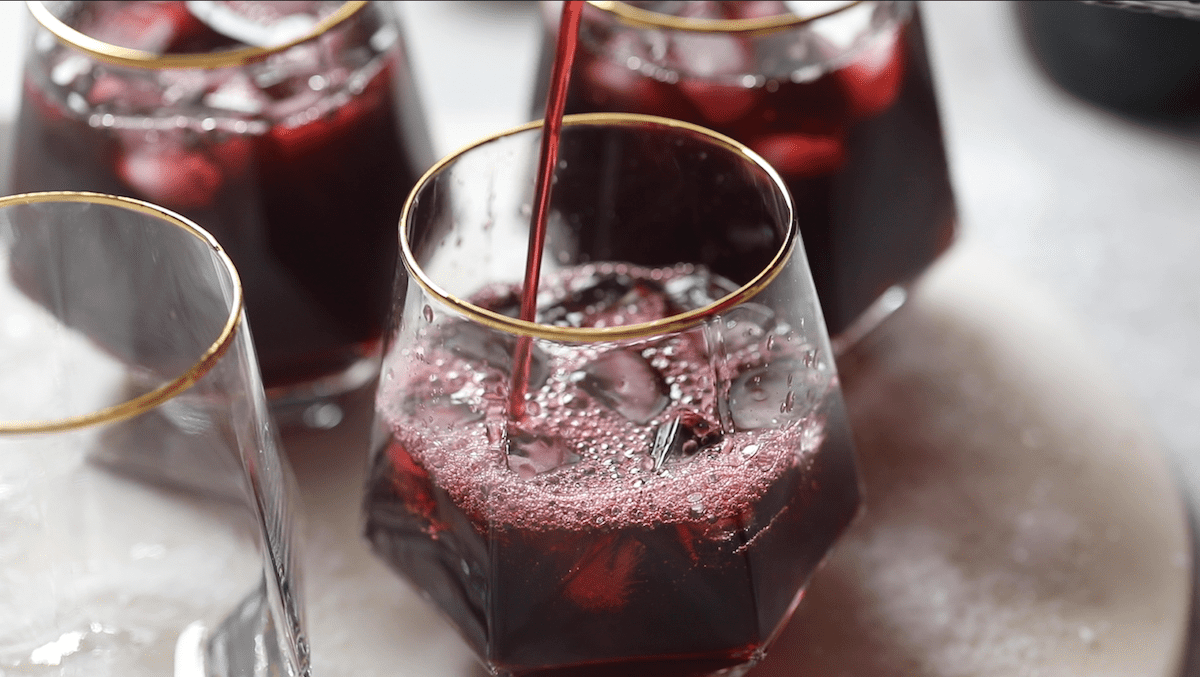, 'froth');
377,263,833,531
